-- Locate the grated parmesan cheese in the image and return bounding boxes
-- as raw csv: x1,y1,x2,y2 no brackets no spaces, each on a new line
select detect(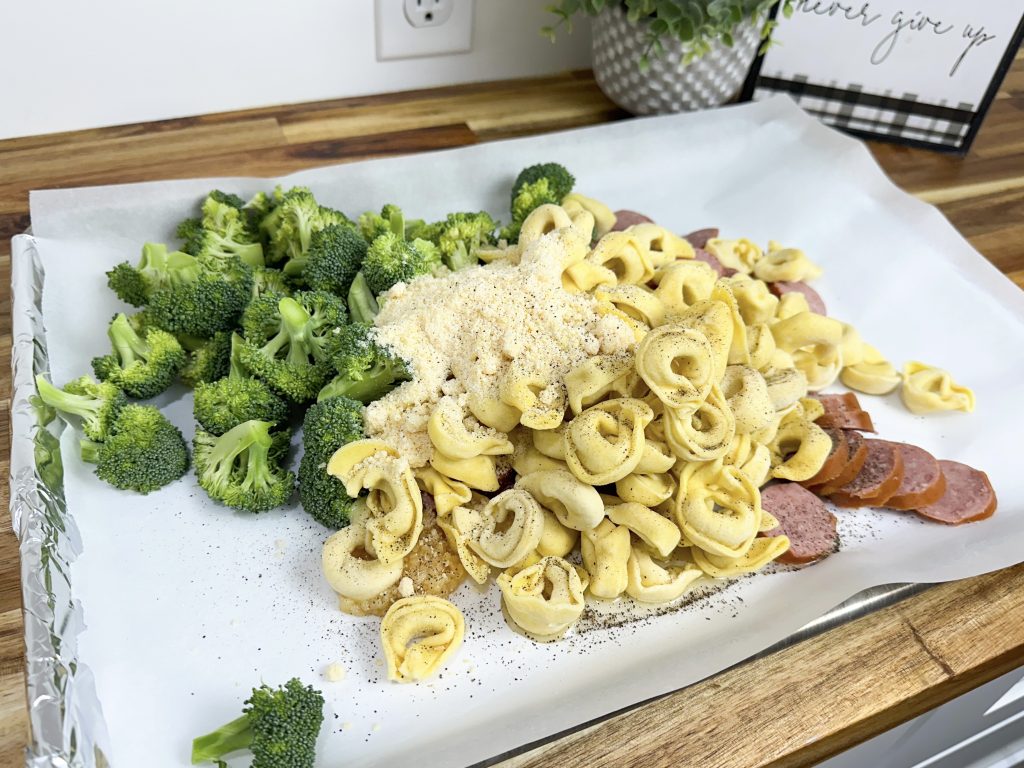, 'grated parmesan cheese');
365,228,634,466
